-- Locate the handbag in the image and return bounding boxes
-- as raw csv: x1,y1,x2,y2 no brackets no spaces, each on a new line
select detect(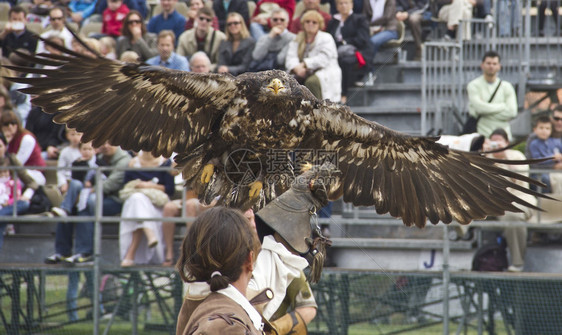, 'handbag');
27,186,53,214
461,79,503,135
